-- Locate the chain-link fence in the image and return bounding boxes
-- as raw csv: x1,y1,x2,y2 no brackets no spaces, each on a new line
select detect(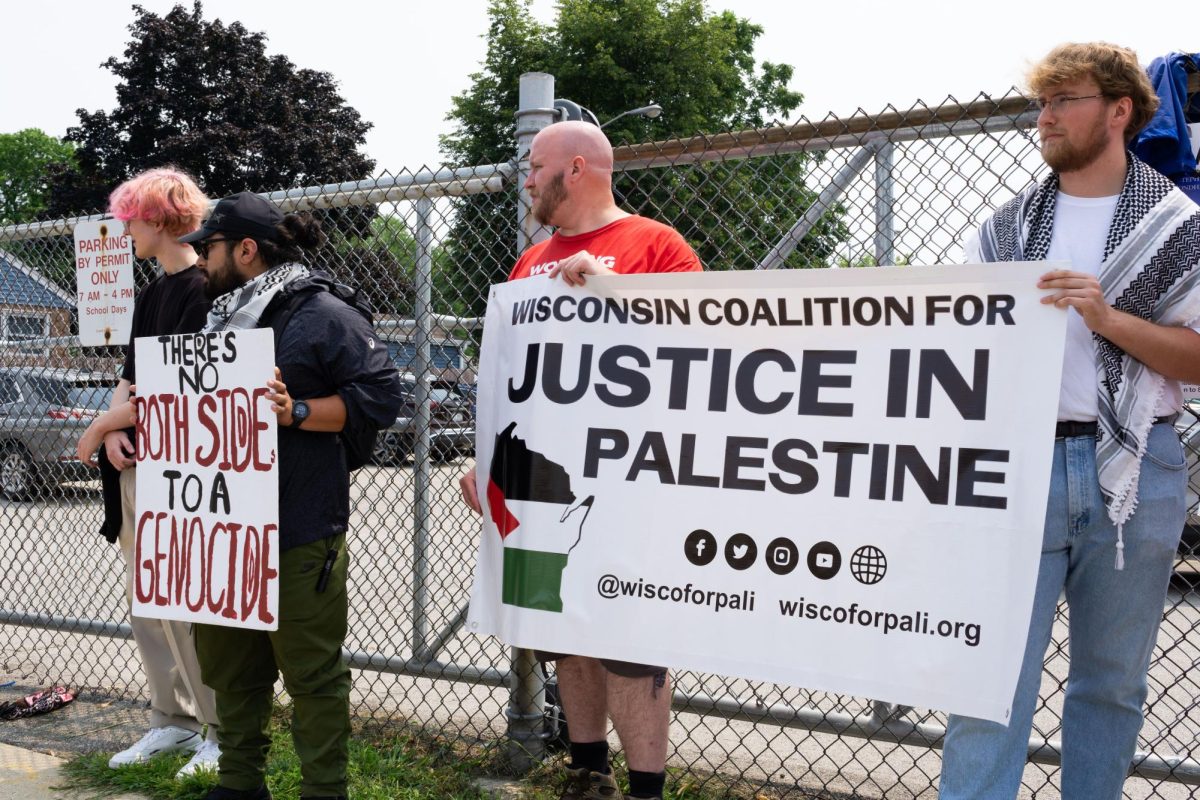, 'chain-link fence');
2,75,1199,799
